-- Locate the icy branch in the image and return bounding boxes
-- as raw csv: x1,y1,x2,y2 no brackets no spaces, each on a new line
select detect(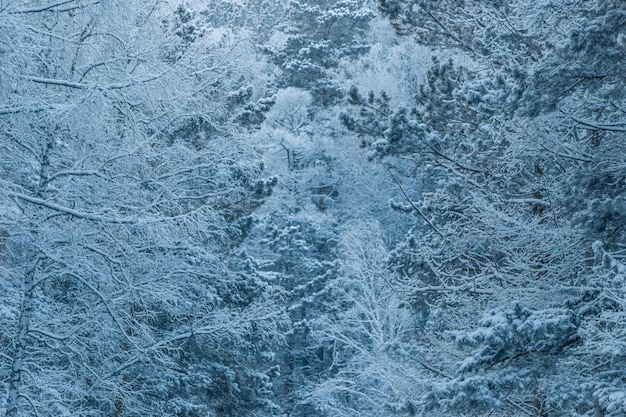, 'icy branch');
7,191,136,224
0,105,55,115
23,76,90,89
10,0,76,13
45,170,109,183
410,283,494,295
381,163,444,237
565,114,626,132
27,328,70,341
